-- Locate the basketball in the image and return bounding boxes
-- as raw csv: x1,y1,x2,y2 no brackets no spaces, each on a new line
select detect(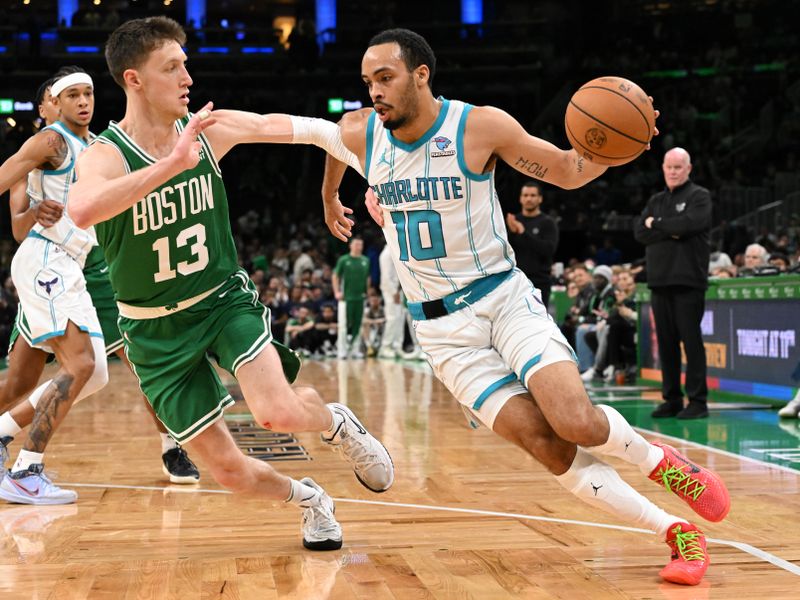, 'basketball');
565,76,656,166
